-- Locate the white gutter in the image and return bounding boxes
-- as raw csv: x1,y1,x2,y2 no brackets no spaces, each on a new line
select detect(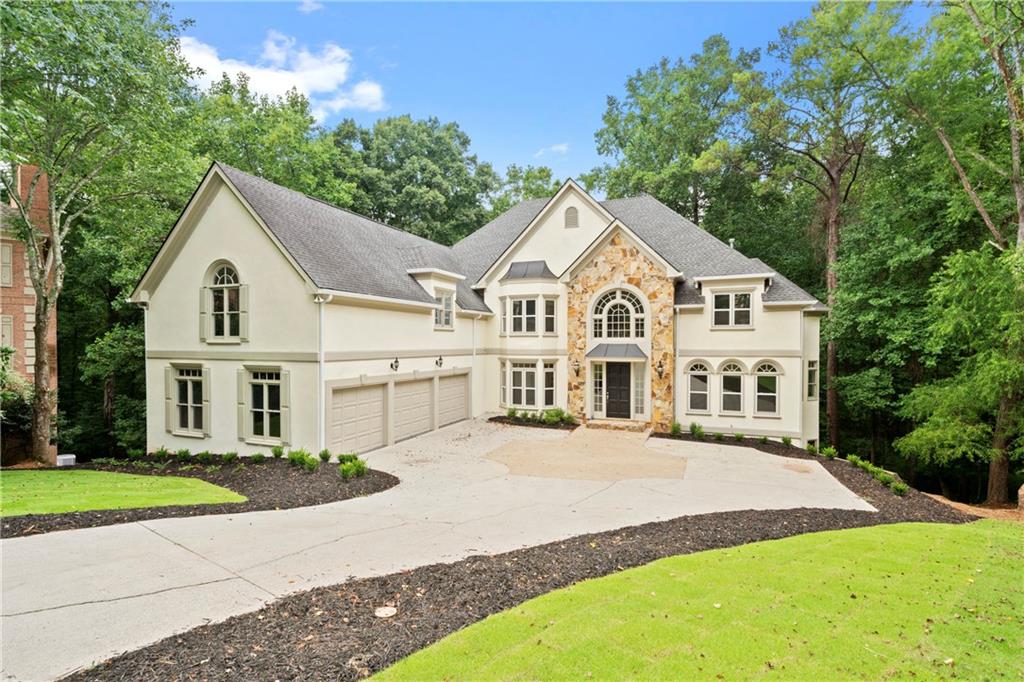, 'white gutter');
314,293,332,451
